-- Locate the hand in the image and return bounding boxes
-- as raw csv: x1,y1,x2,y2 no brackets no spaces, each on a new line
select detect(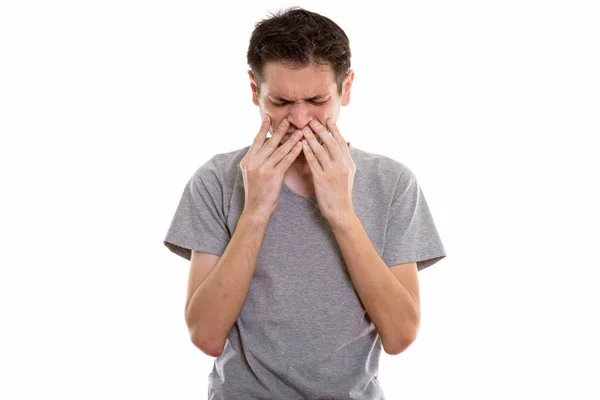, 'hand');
301,119,356,224
239,116,304,219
